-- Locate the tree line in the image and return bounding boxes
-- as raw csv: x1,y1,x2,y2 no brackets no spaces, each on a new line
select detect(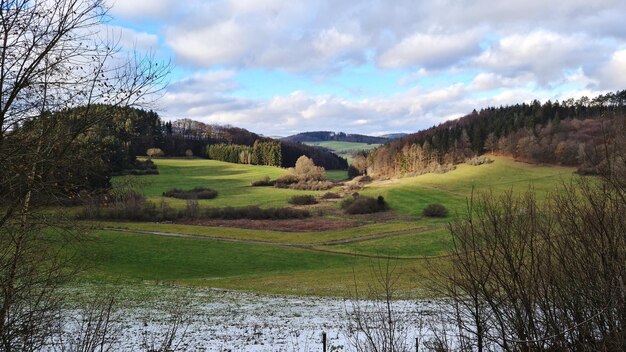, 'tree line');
366,90,626,177
206,140,282,166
